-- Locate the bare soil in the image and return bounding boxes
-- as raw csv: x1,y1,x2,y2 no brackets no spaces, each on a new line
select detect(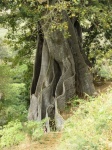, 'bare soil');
95,81,112,93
